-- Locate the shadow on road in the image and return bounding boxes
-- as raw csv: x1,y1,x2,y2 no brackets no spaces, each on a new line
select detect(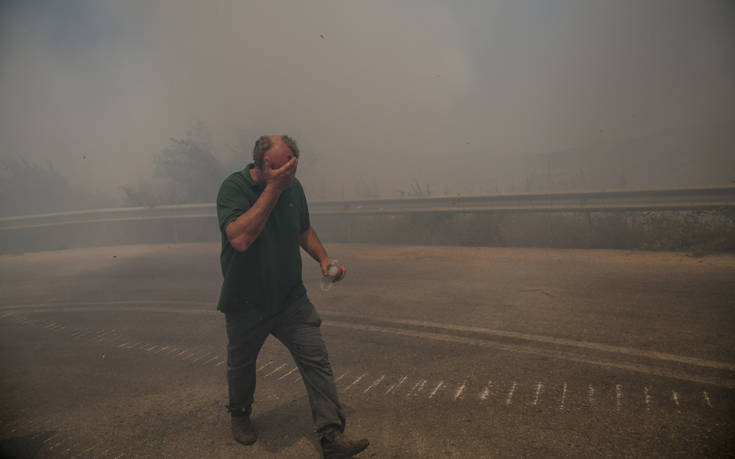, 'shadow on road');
252,396,358,456
0,430,55,459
